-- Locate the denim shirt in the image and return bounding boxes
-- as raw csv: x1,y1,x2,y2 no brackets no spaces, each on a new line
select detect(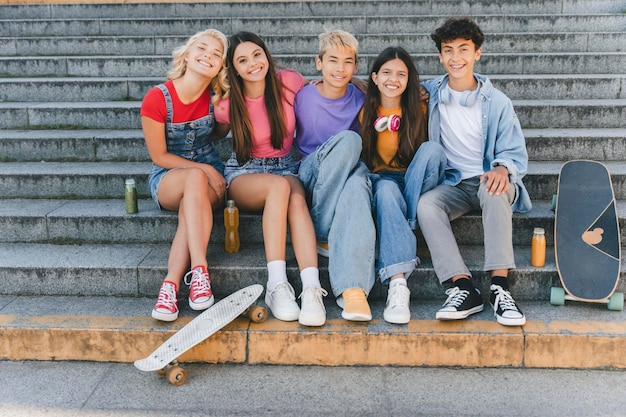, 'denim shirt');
422,73,532,213
147,84,225,205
